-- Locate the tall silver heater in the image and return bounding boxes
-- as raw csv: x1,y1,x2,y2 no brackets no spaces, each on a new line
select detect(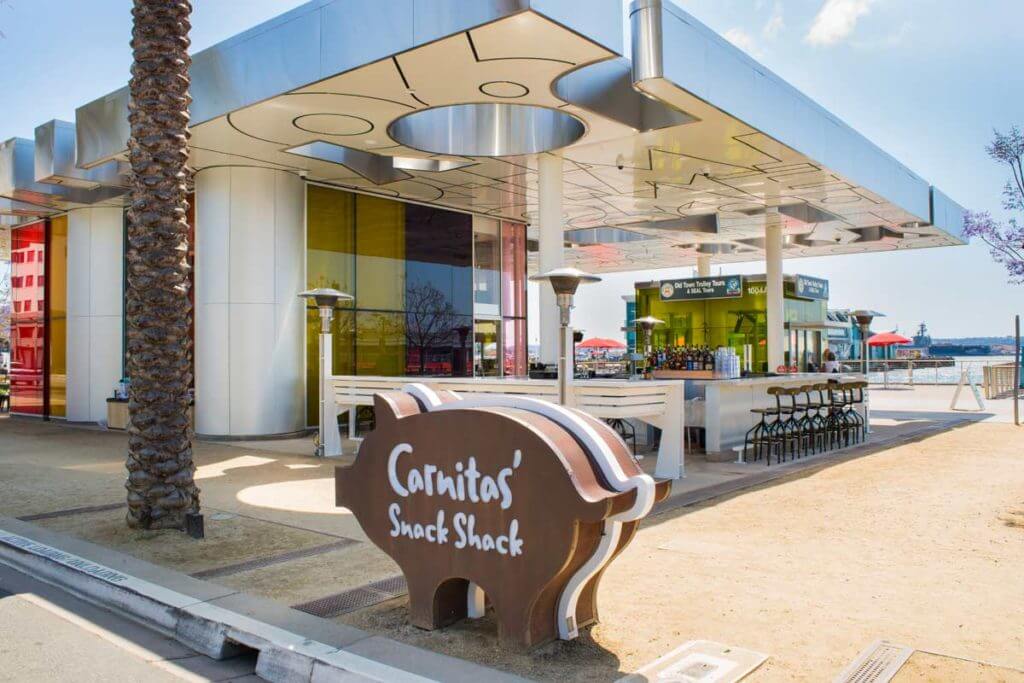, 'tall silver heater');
299,288,354,456
851,310,881,435
530,268,601,405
